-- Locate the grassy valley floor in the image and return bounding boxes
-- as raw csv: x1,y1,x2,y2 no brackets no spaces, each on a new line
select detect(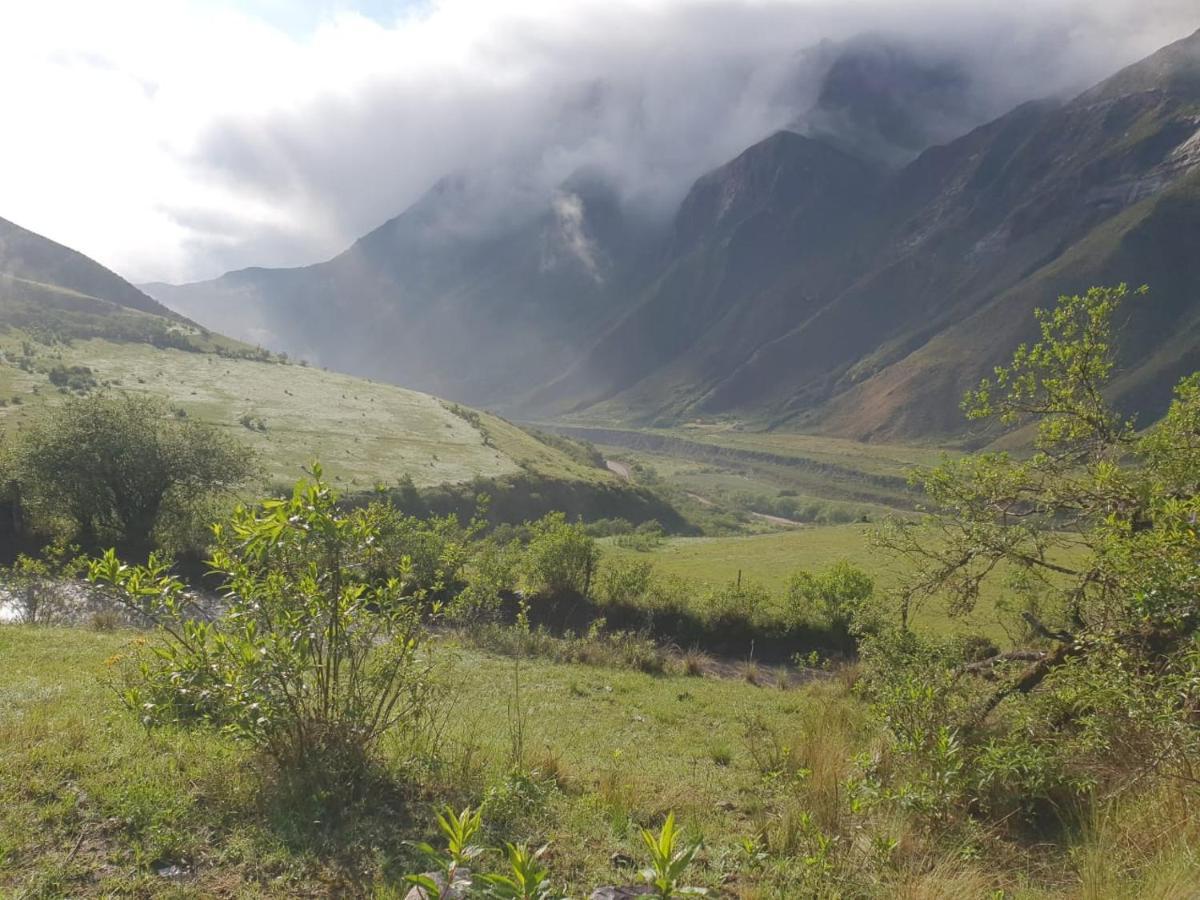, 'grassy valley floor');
4,626,1194,898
